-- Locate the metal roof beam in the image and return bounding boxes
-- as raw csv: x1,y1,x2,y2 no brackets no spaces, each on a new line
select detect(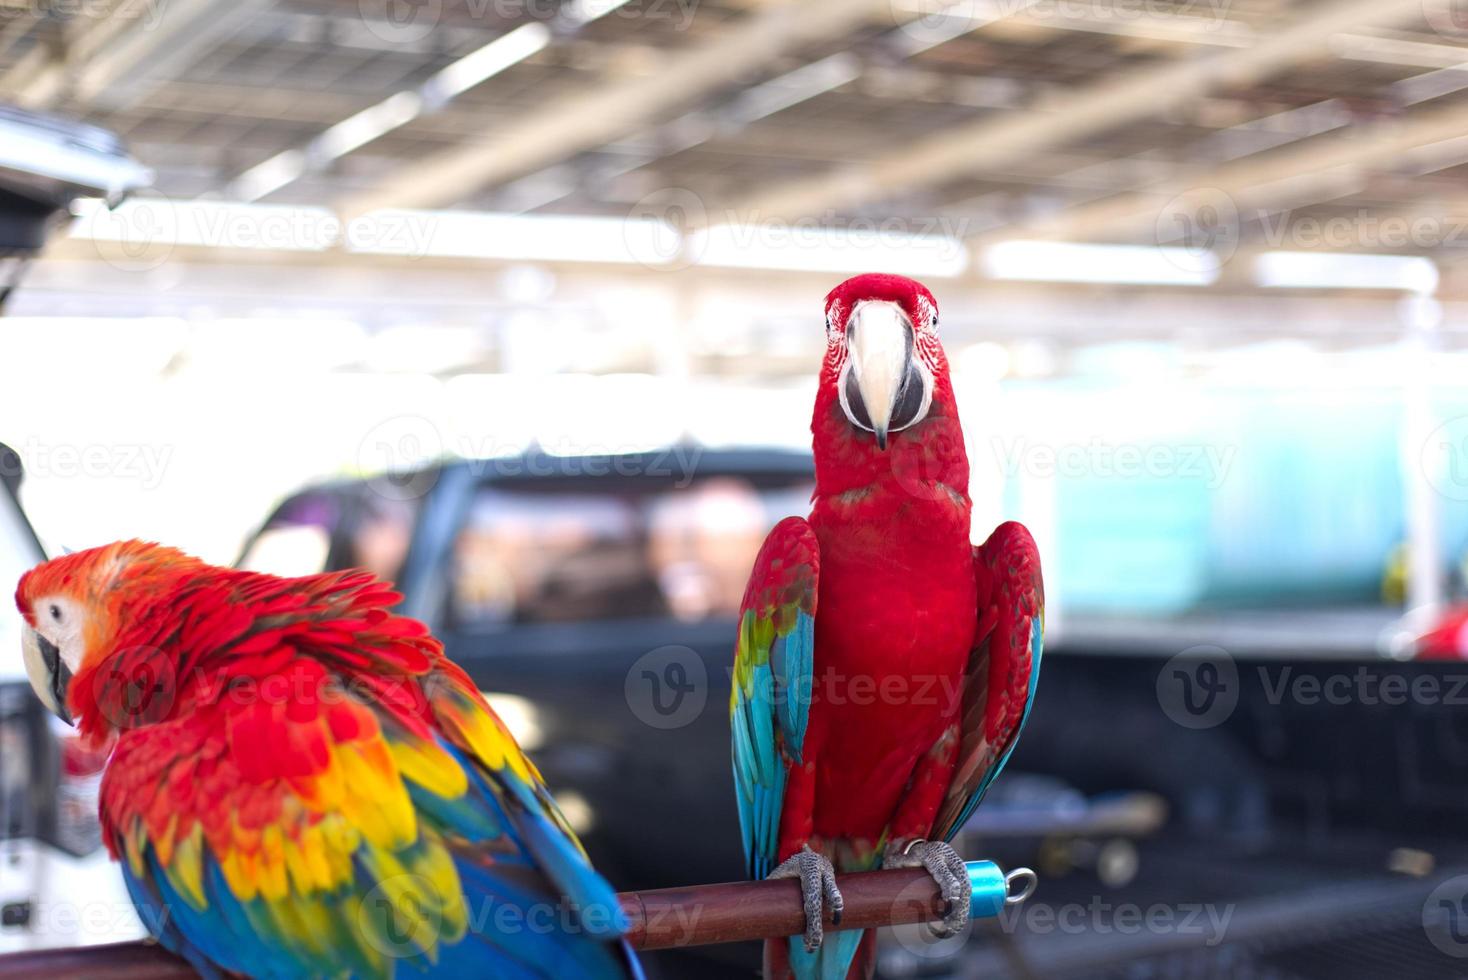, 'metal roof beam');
337,0,895,218
730,0,1428,224
0,0,267,110
978,96,1468,249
